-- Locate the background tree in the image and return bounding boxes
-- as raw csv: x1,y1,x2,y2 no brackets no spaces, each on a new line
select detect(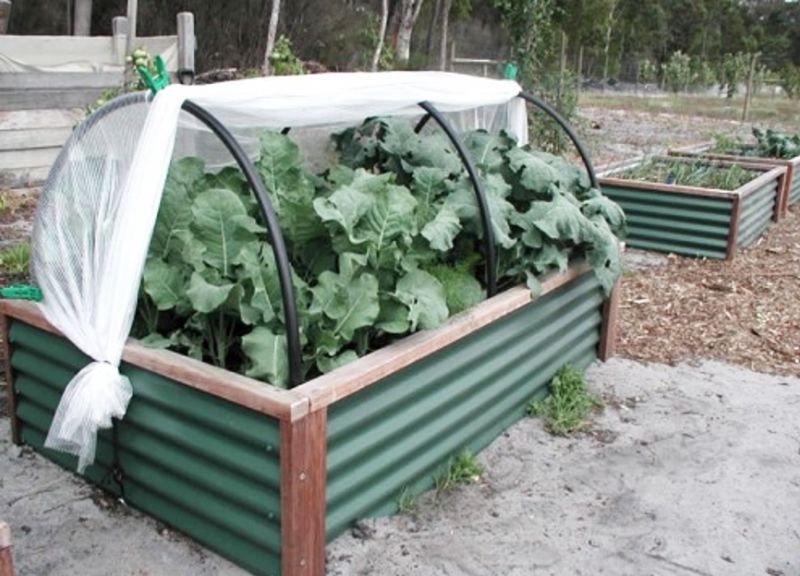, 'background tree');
262,0,281,74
